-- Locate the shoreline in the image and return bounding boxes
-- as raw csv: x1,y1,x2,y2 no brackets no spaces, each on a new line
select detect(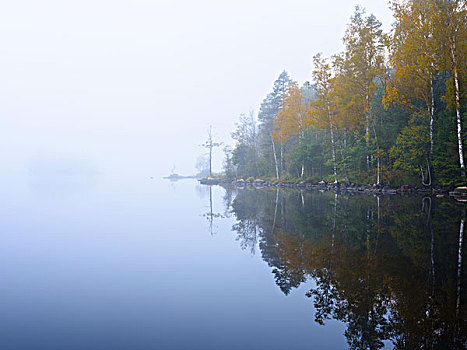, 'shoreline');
199,178,467,199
